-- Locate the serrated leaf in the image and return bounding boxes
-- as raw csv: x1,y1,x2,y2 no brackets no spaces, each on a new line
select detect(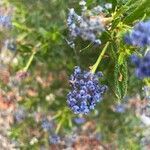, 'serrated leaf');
120,60,128,98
